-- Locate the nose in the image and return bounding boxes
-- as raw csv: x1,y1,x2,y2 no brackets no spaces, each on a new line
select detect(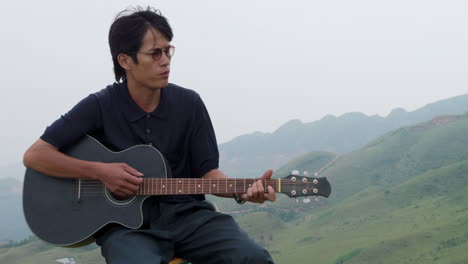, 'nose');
158,51,171,66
